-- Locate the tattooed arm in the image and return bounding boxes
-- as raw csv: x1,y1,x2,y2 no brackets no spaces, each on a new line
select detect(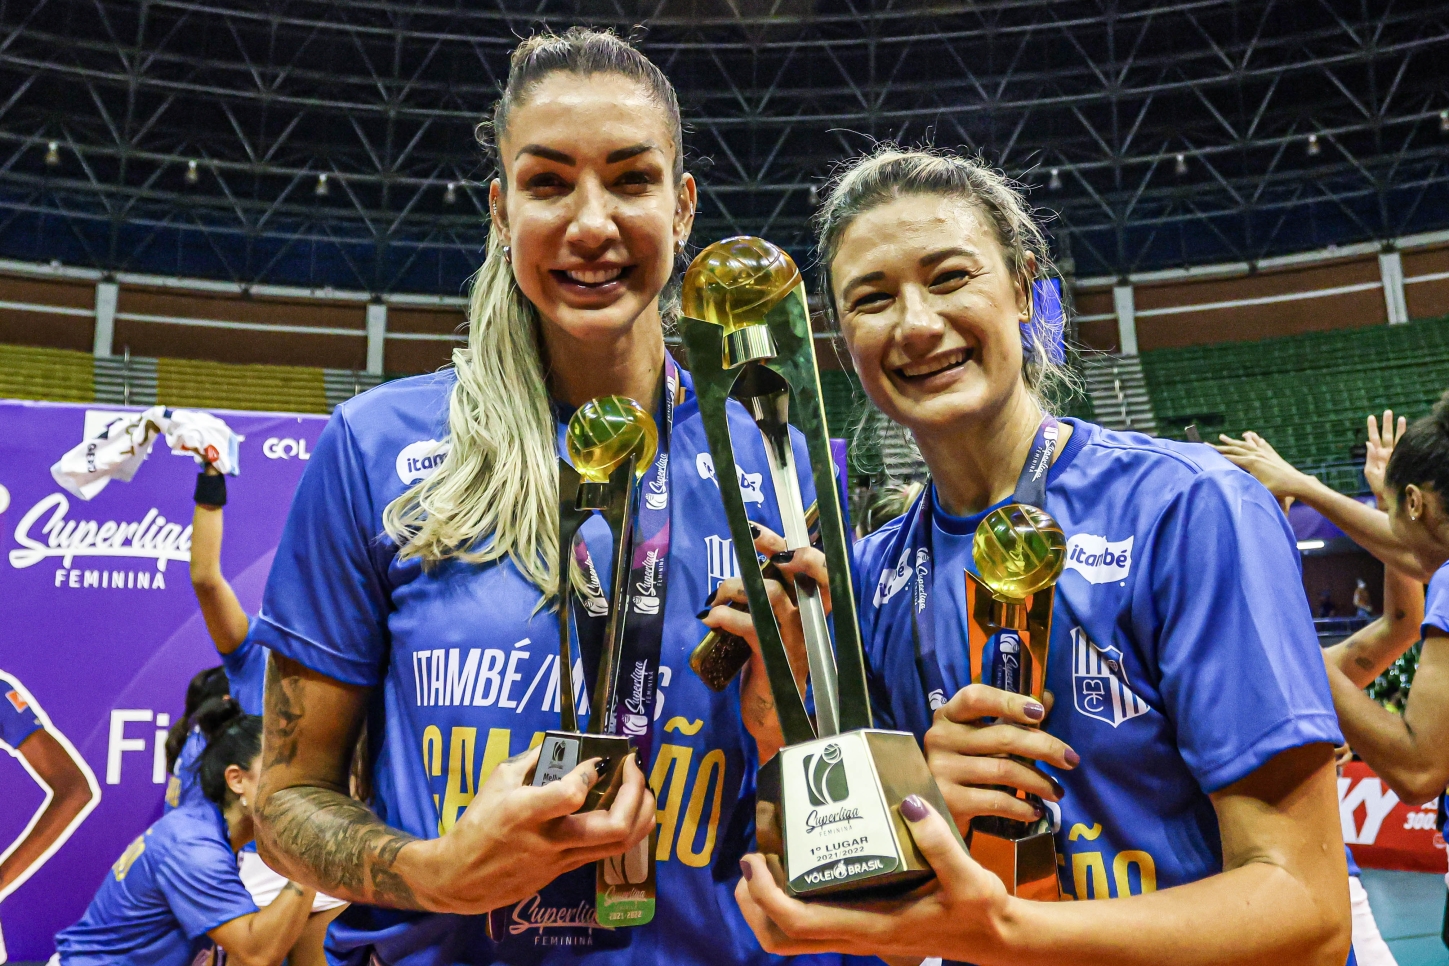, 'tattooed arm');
254,654,659,915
